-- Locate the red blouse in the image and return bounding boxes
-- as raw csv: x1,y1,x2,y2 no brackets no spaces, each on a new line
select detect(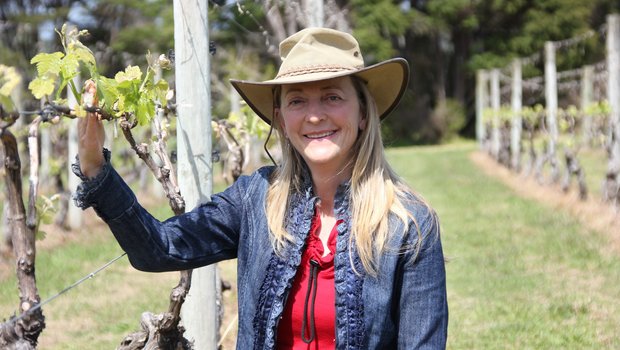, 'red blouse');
277,210,342,349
